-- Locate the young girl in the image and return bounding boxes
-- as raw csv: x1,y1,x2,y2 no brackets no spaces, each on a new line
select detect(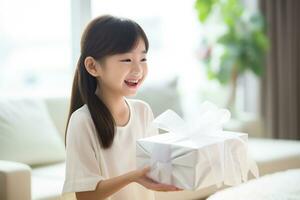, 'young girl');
62,15,181,200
